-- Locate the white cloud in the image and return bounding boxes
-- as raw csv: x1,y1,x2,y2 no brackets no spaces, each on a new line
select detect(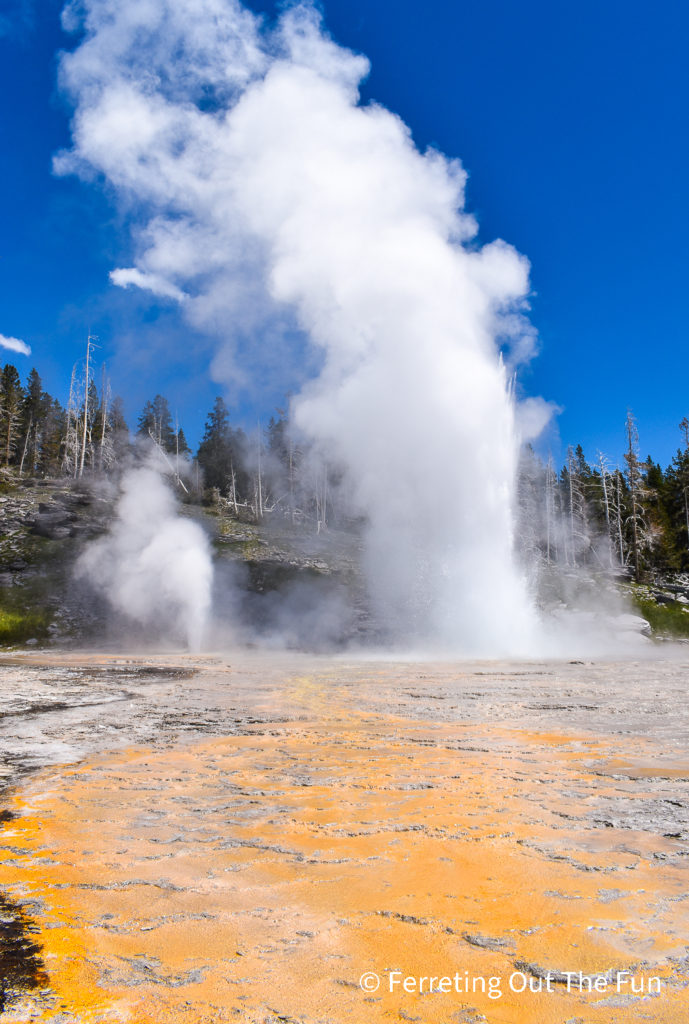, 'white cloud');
110,267,187,303
0,333,31,356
